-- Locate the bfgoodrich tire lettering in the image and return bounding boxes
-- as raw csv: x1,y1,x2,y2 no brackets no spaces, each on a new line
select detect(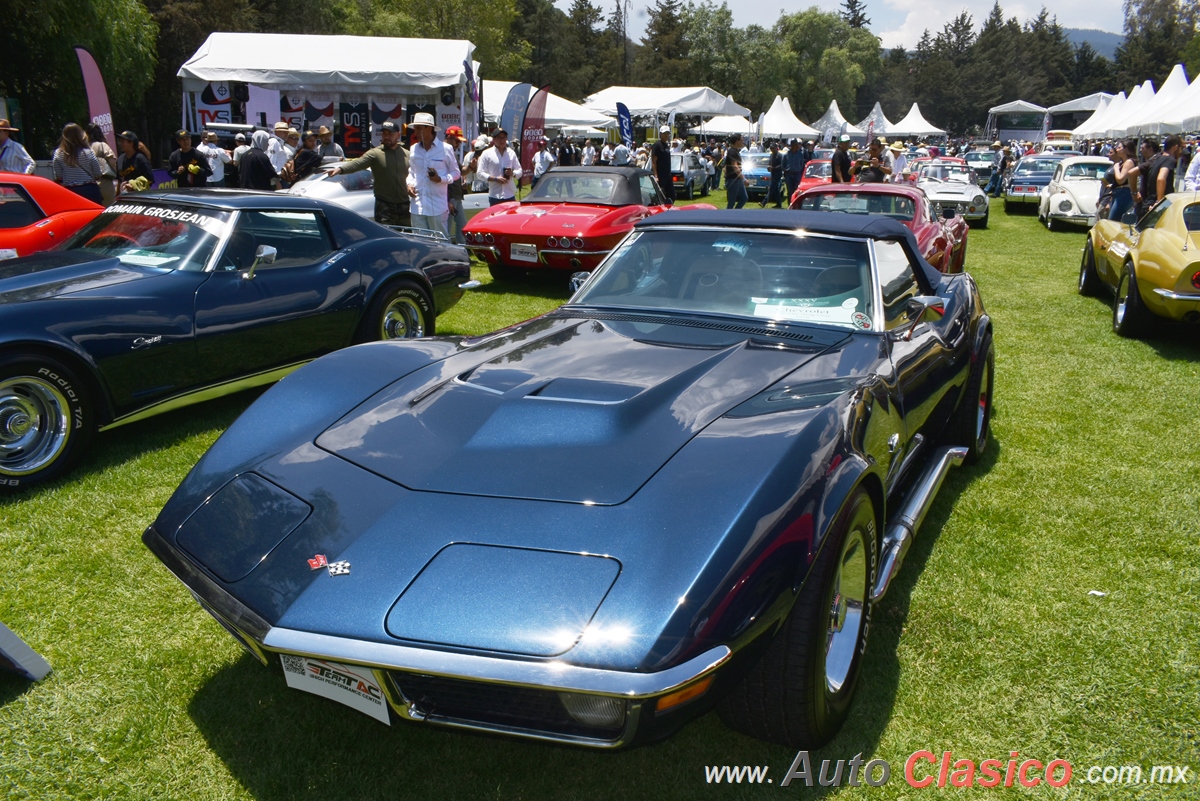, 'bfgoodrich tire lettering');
358,281,434,342
717,490,878,748
0,355,94,489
